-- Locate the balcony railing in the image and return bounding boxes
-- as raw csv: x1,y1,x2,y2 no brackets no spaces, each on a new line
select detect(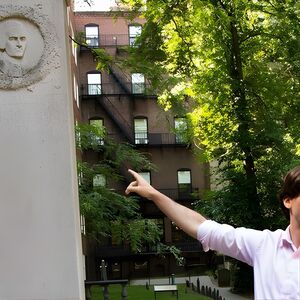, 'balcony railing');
157,188,199,201
79,34,138,48
85,35,99,47
87,84,102,95
134,131,148,145
130,188,199,201
95,240,202,258
81,131,187,147
134,132,188,146
81,83,155,96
